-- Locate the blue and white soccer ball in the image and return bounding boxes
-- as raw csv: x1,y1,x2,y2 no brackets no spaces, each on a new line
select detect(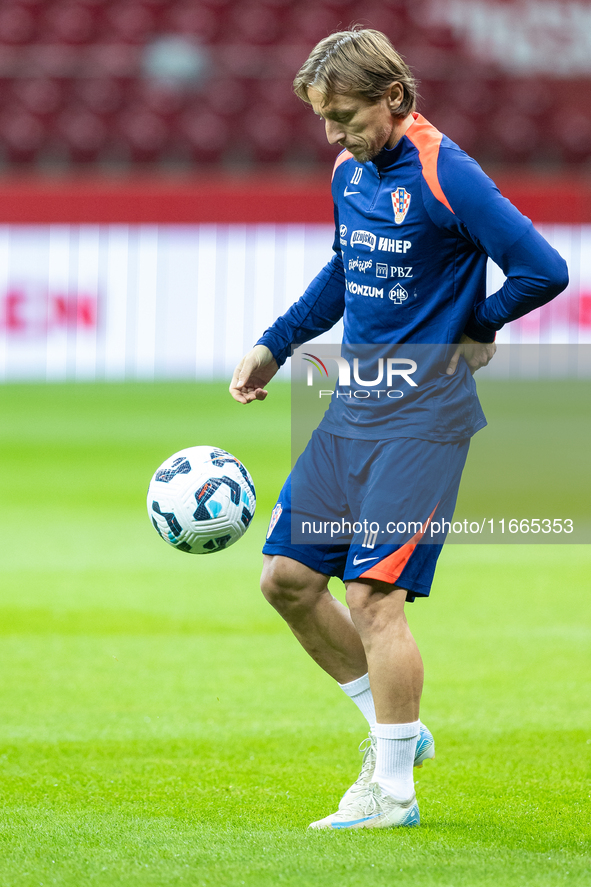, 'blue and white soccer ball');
147,446,256,554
